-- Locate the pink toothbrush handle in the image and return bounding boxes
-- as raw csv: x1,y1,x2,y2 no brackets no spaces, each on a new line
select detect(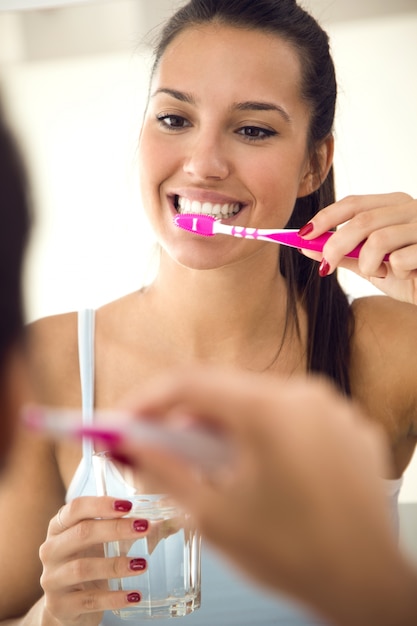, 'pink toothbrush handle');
173,214,391,261
264,230,390,261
